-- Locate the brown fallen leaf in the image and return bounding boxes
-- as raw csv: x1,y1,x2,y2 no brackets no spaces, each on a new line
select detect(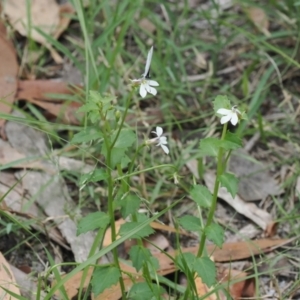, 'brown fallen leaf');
218,268,255,299
246,6,270,36
0,252,20,299
17,80,82,124
0,171,69,250
0,23,18,138
17,80,75,101
10,264,46,299
194,276,218,300
3,0,73,63
5,111,95,262
229,150,283,201
0,138,93,174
